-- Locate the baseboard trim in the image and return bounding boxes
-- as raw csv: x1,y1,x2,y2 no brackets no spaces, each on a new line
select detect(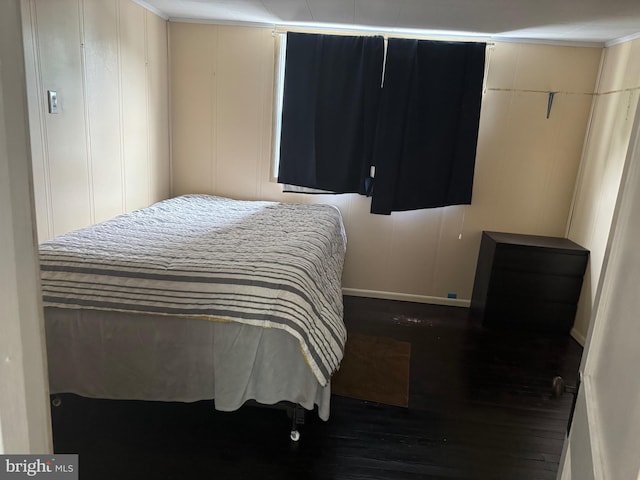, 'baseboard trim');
342,288,471,308
570,327,587,346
